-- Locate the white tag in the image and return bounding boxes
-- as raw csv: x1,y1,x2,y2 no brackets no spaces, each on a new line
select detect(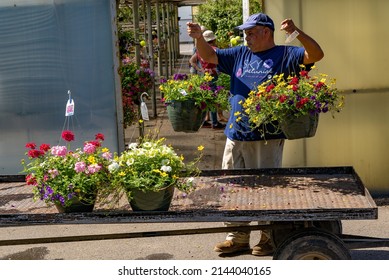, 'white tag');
140,101,149,120
285,30,299,43
65,99,75,116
